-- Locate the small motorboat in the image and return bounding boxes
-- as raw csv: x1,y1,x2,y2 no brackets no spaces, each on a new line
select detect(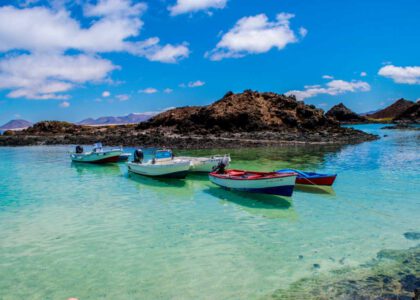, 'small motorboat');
127,149,191,178
70,143,123,164
176,154,231,172
118,153,131,162
209,169,297,197
276,169,337,186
